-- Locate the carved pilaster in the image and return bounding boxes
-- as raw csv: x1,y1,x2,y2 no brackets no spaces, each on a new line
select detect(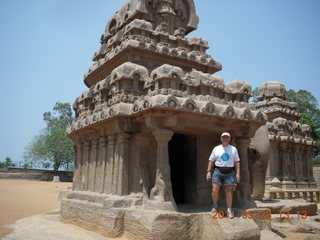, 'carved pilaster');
116,132,131,196
81,140,91,191
73,141,83,191
148,129,176,211
287,142,294,180
295,144,302,181
267,140,279,178
135,133,150,197
302,147,309,180
105,134,116,194
95,135,107,193
88,138,99,192
280,142,289,180
236,137,252,204
306,146,315,182
298,145,305,180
